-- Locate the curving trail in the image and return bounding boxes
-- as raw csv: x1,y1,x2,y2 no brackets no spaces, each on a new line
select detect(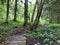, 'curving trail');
6,27,27,45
